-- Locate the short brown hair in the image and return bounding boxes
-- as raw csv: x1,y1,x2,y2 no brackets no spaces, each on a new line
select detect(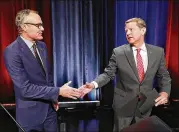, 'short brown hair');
15,9,38,33
125,18,146,29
